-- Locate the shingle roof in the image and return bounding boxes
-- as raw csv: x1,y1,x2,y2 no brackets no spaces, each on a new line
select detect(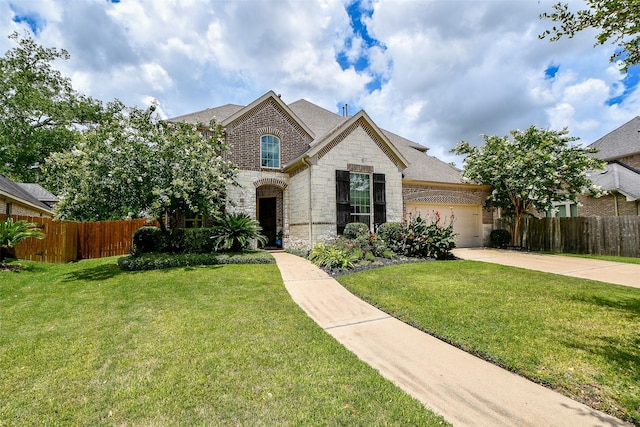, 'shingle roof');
586,161,640,201
17,183,59,206
0,174,53,212
588,116,640,160
168,94,464,184
169,104,244,125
